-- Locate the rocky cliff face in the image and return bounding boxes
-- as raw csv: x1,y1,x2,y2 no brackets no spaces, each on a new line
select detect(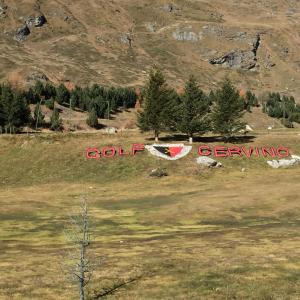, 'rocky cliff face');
0,0,300,98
